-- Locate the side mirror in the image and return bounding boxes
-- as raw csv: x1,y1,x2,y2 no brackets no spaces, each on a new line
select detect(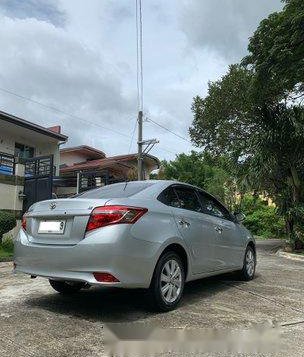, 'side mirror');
234,212,245,223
